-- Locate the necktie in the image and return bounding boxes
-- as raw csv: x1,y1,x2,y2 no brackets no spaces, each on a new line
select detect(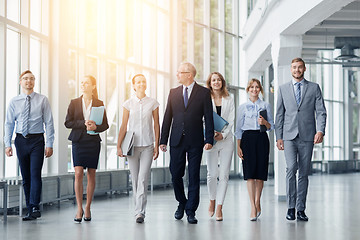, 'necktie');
22,95,31,137
184,87,188,108
295,82,301,105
